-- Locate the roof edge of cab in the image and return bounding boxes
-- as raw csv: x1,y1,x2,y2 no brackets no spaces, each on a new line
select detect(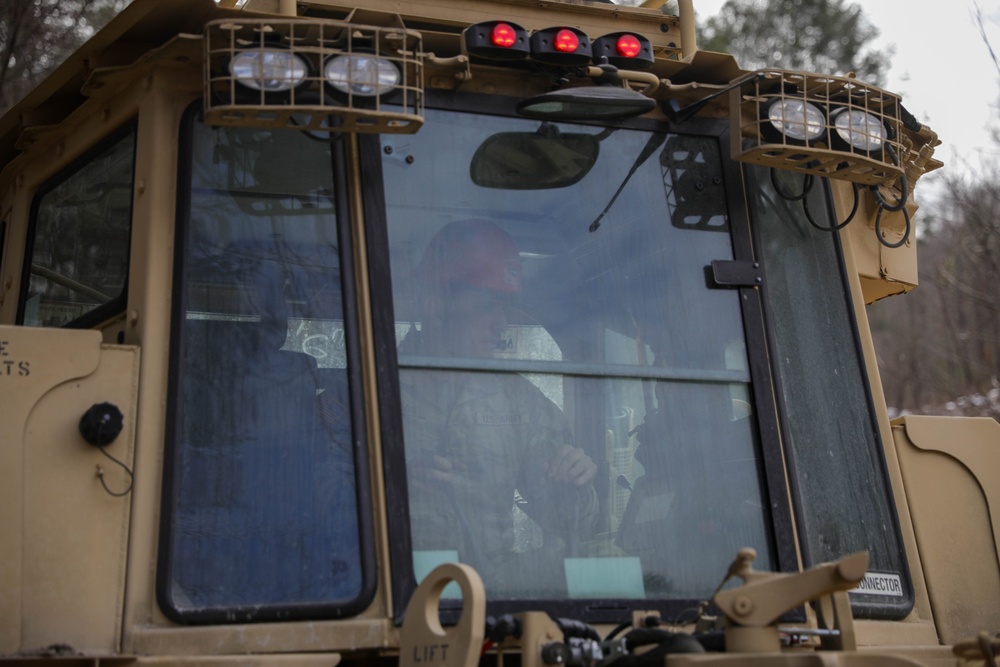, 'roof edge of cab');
0,0,252,169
